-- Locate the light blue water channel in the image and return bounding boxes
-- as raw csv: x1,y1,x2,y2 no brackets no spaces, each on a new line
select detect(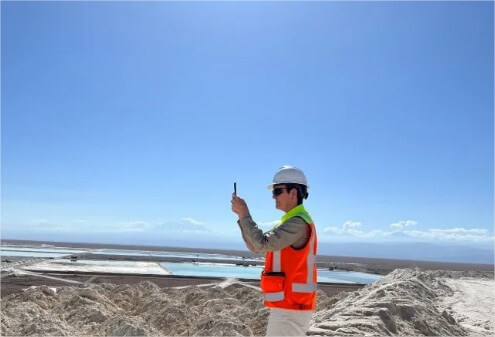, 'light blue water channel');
1,246,87,258
2,247,88,254
0,251,72,258
162,262,264,279
161,262,382,284
92,249,262,263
